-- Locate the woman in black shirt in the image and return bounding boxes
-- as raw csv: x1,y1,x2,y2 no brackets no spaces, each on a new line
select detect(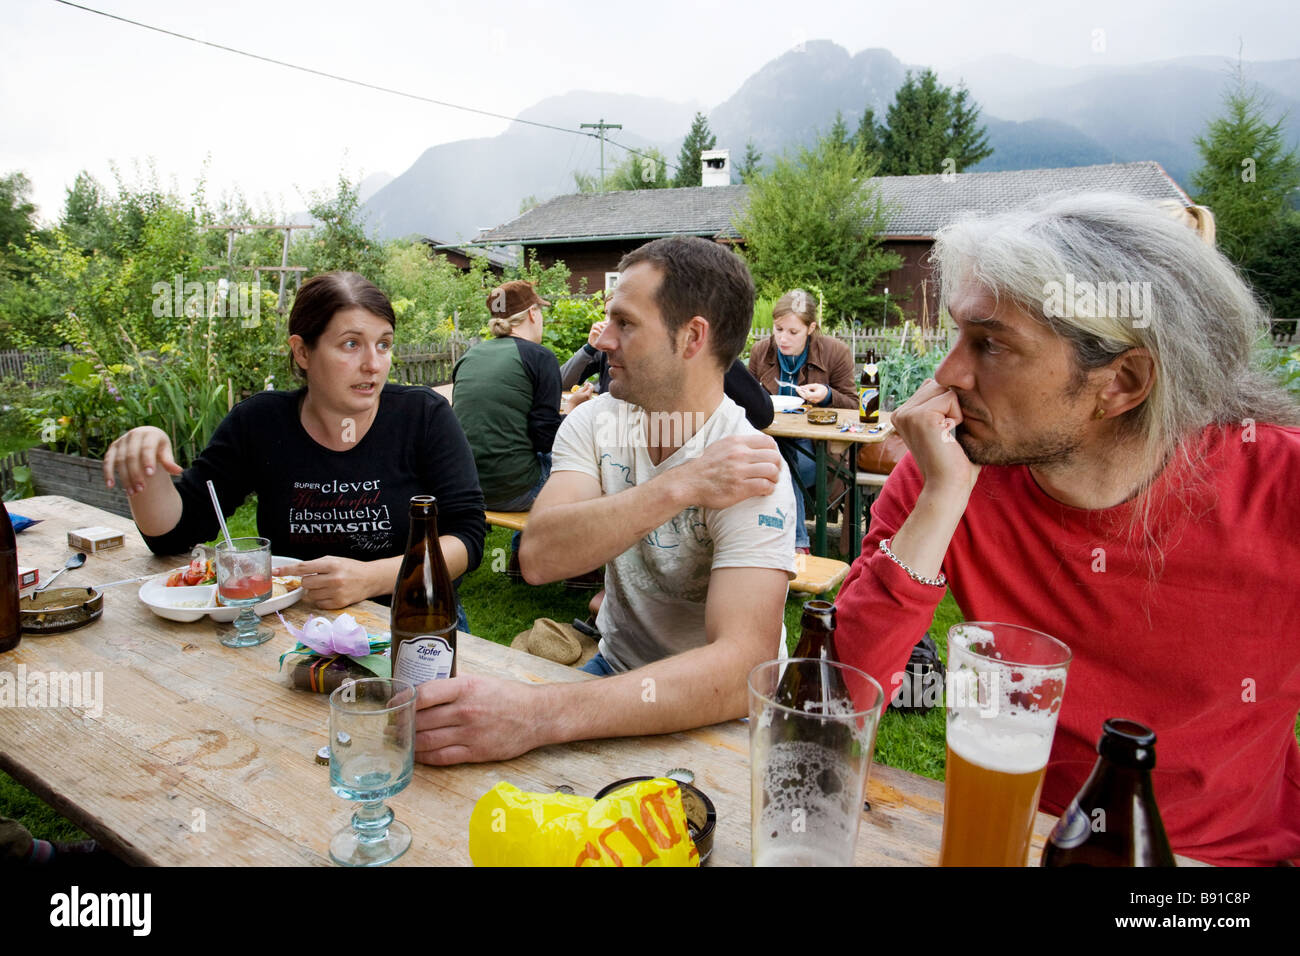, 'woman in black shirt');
102,272,485,611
